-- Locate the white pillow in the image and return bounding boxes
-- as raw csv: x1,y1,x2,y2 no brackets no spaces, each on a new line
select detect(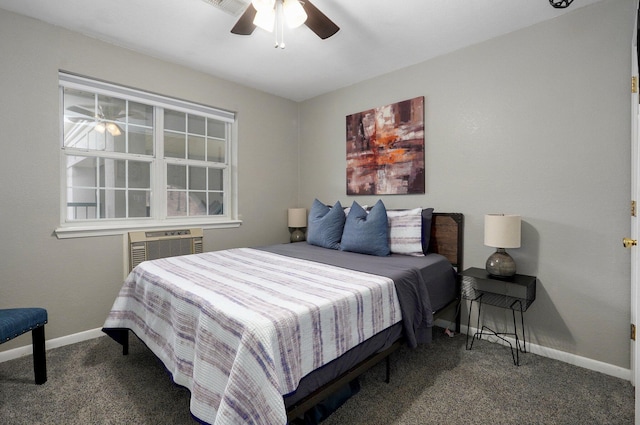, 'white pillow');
344,205,367,216
387,208,424,256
